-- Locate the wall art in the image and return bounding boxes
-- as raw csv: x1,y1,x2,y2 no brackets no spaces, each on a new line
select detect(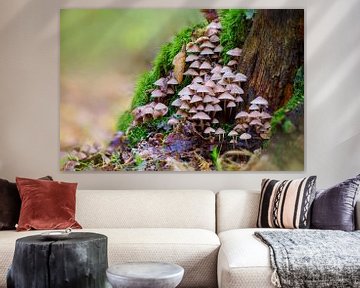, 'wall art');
60,9,304,171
